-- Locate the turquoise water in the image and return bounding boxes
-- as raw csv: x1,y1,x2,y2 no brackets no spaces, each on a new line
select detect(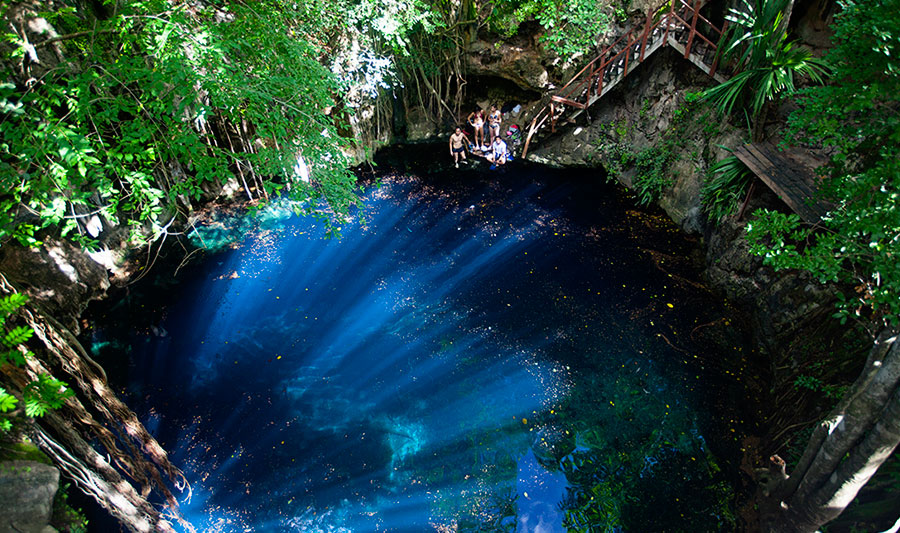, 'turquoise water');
90,161,751,532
